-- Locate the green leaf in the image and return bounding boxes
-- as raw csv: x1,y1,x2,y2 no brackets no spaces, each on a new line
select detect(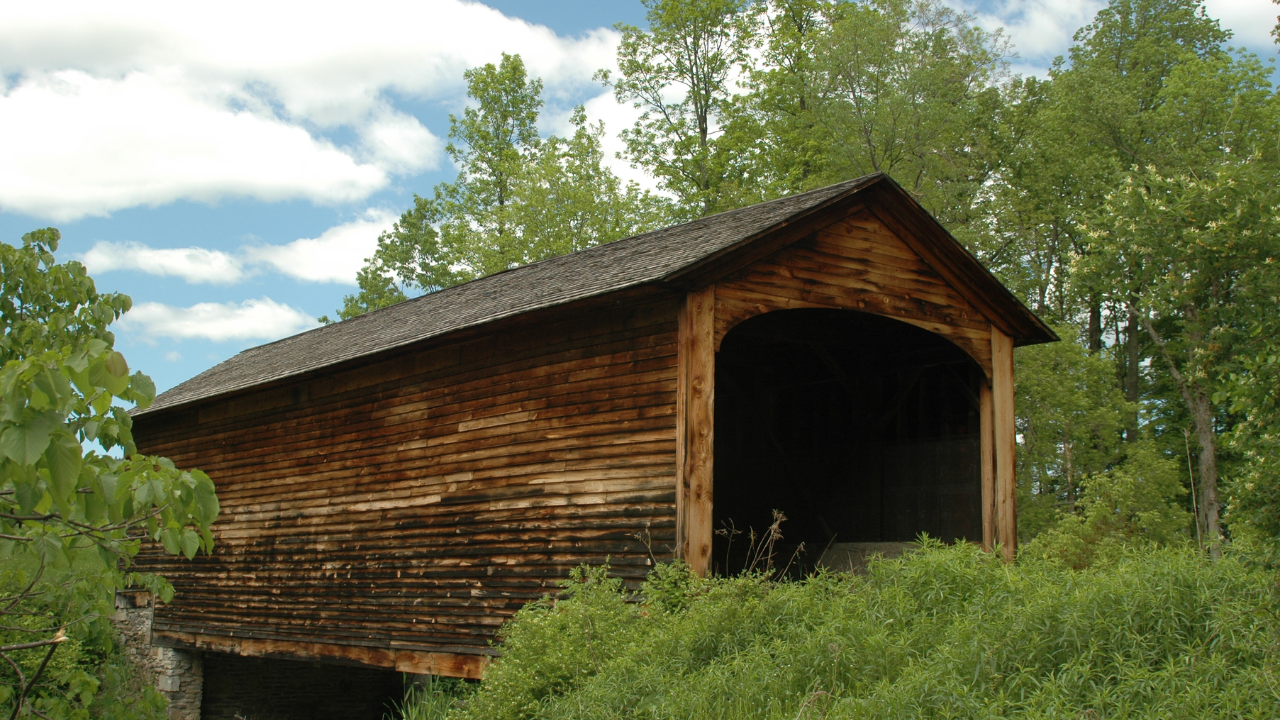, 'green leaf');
130,372,157,407
97,543,118,570
104,350,129,378
112,469,134,504
44,431,83,501
1,414,53,465
179,528,199,559
160,527,180,555
133,478,151,508
193,470,221,525
84,485,106,523
38,532,66,567
13,475,43,514
66,349,91,373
